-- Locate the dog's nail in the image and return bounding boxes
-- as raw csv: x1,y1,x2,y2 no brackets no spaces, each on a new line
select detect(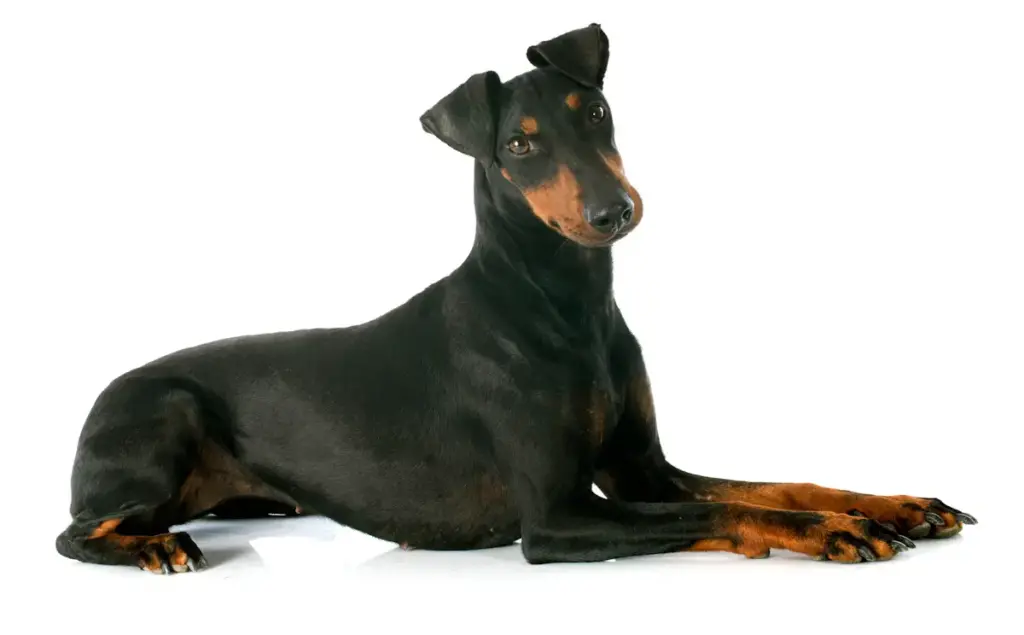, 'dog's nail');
160,561,172,575
907,522,931,539
882,522,897,531
857,547,876,562
891,541,907,553
956,513,977,525
925,512,945,526
187,558,198,572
